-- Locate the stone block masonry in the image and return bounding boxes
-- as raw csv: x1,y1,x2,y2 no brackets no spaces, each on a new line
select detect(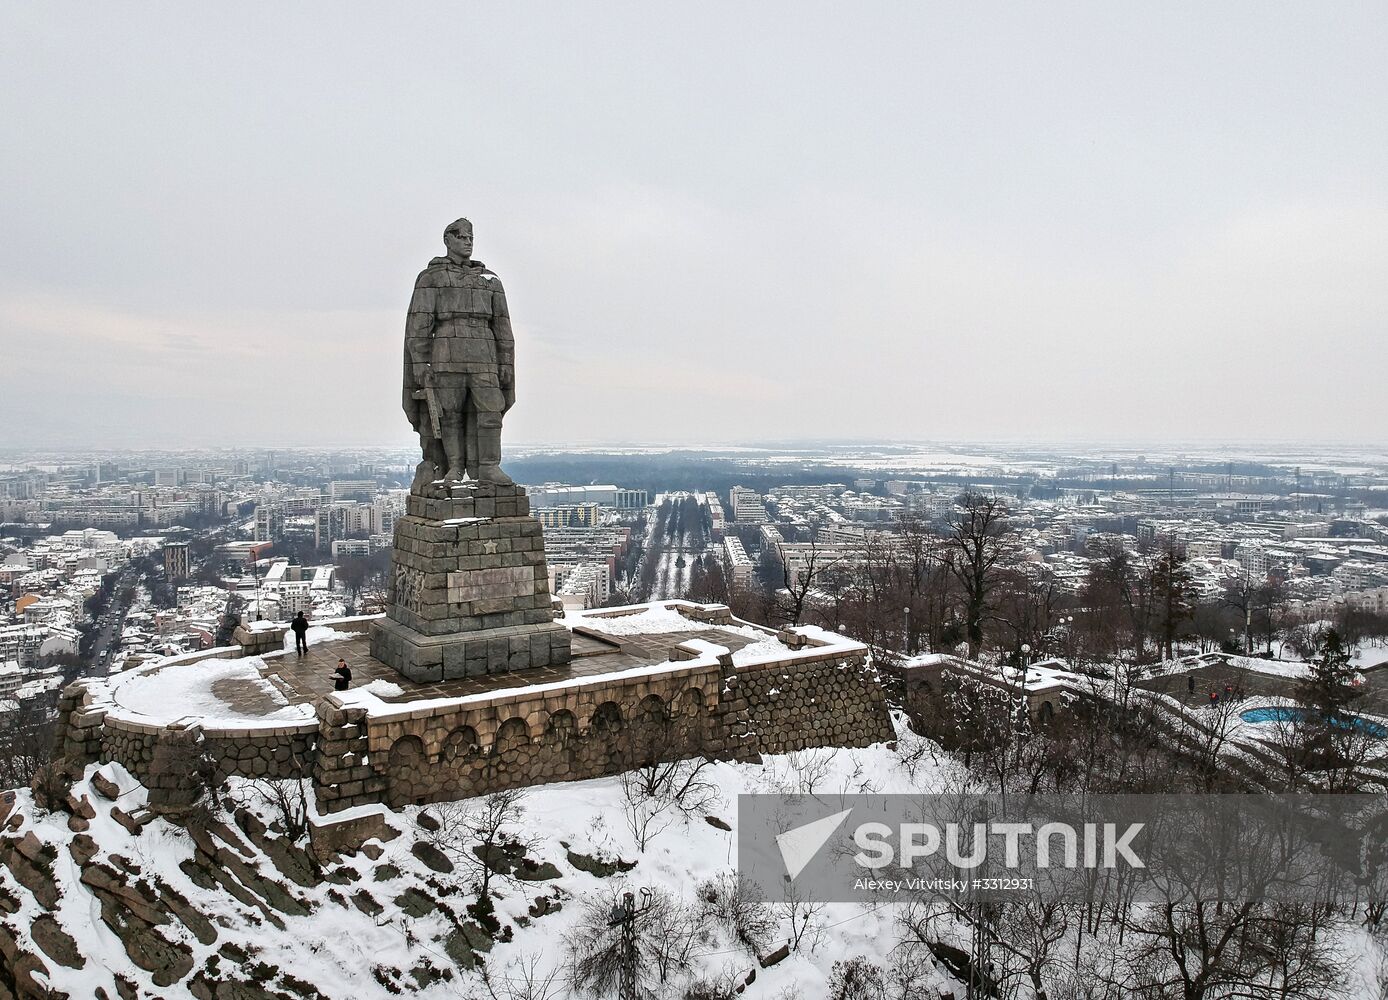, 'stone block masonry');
50,681,319,816
370,479,572,681
325,616,895,812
